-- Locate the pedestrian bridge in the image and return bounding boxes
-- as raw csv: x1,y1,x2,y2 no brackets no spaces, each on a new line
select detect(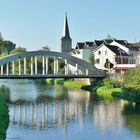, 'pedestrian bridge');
0,51,105,79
